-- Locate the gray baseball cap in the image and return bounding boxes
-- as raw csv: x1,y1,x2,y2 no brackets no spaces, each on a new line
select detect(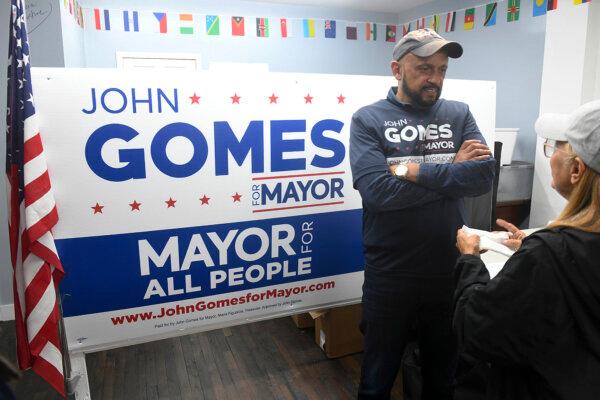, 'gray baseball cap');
392,28,463,61
535,100,600,172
